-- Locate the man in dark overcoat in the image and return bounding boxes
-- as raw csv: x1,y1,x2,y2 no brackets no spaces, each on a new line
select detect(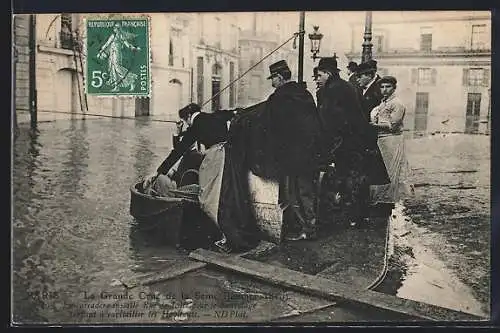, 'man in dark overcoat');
356,59,383,121
264,60,323,240
315,57,389,227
